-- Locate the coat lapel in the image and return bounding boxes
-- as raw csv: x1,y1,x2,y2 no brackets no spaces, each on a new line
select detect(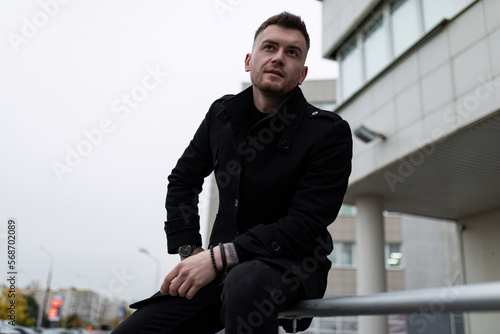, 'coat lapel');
220,86,254,150
218,85,307,159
